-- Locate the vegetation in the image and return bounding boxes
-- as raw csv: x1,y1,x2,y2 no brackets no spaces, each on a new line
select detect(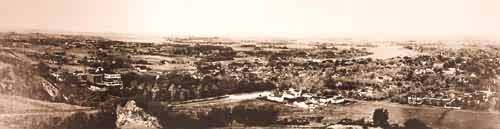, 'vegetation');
37,111,117,129
373,108,390,128
121,71,275,102
232,104,280,126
